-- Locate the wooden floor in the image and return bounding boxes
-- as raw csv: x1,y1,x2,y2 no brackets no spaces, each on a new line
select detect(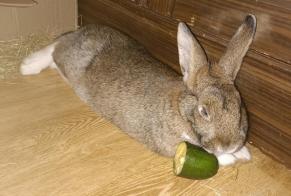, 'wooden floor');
0,69,291,196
